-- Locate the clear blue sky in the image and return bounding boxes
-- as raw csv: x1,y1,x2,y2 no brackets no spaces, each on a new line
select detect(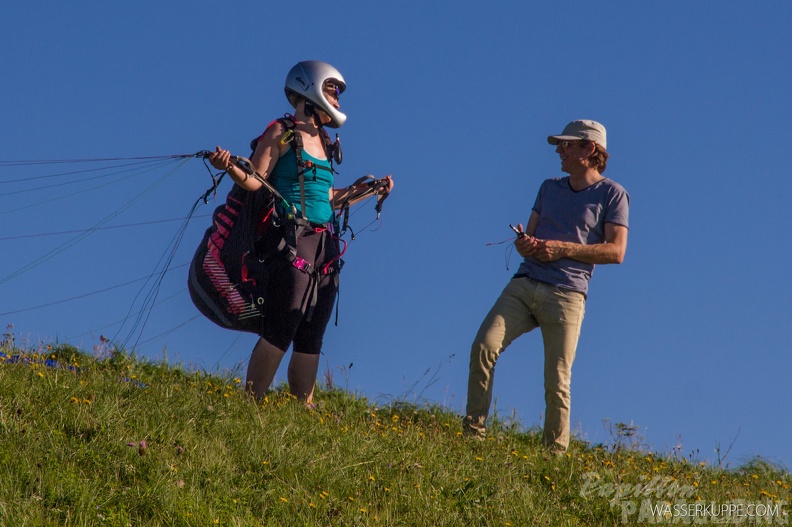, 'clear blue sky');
2,2,790,470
